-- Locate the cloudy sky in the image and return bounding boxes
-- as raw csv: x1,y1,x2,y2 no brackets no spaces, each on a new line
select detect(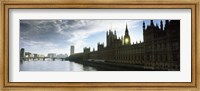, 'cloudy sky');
20,19,165,56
